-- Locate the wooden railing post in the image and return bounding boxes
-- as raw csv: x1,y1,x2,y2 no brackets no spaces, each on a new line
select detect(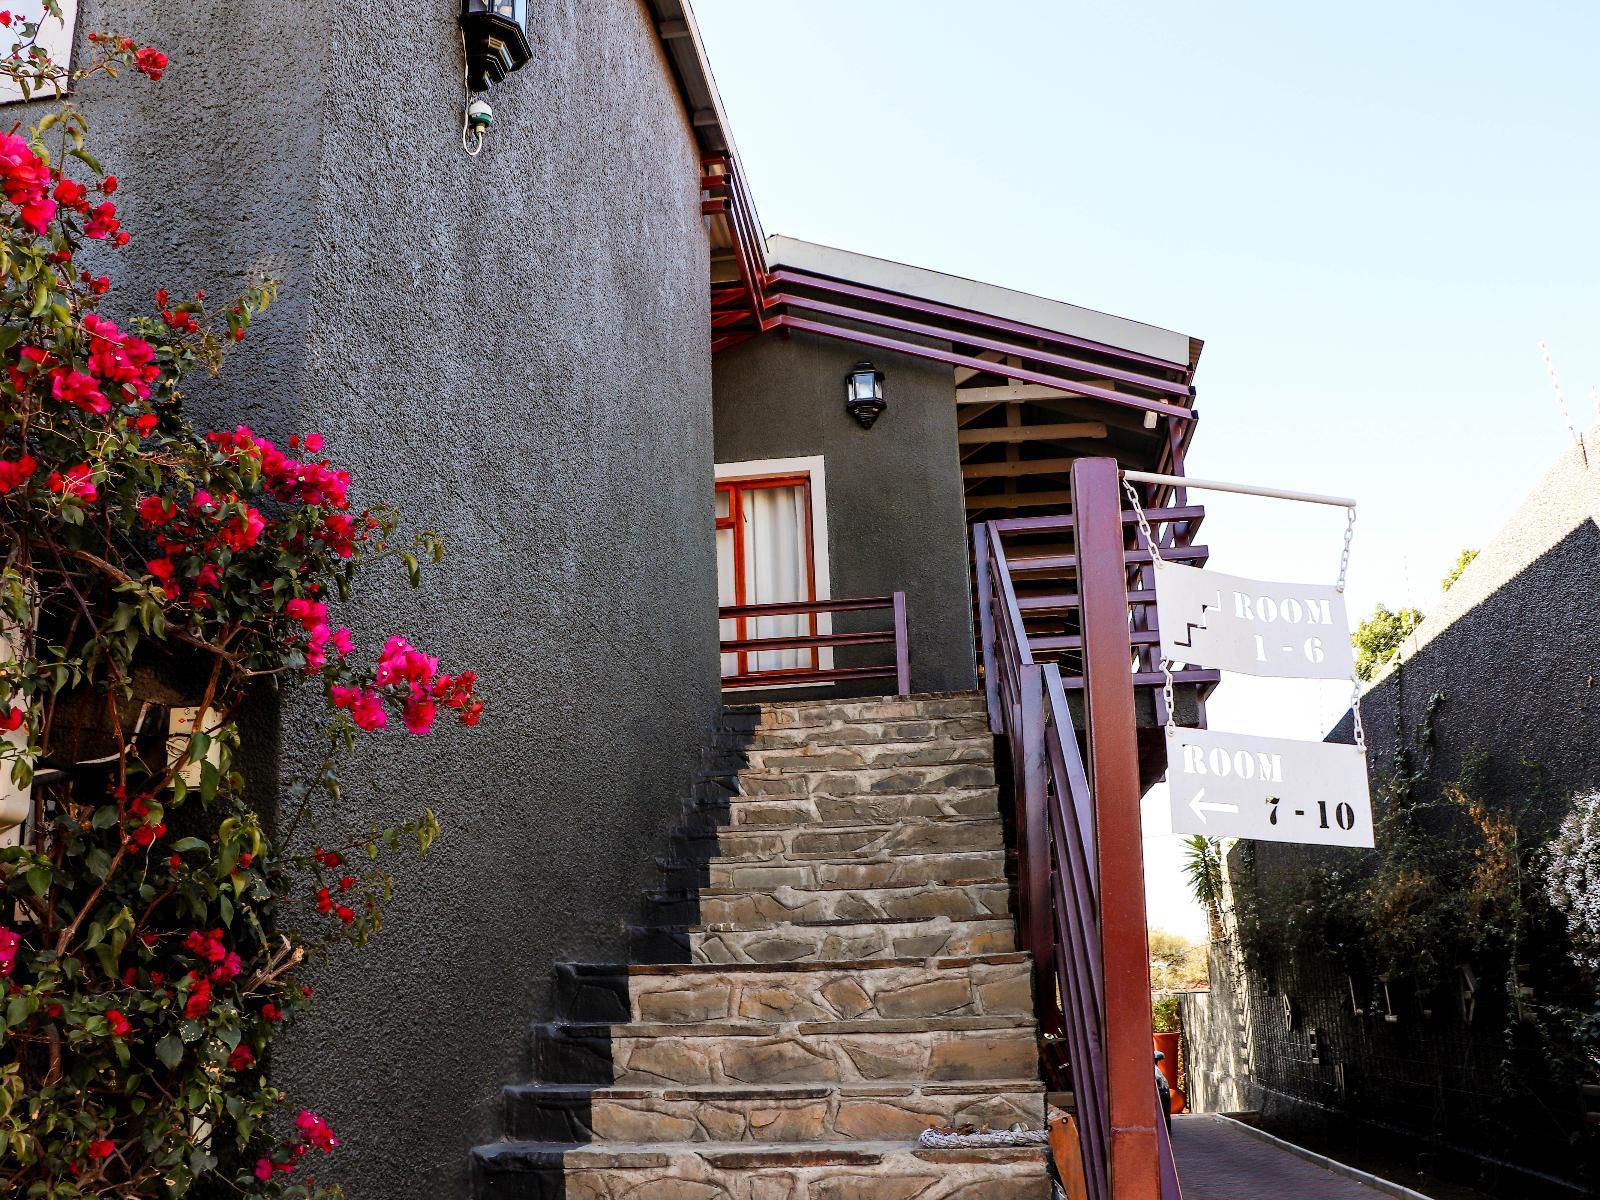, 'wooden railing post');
973,524,1002,733
1018,662,1053,1031
891,591,911,696
1071,457,1161,1200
